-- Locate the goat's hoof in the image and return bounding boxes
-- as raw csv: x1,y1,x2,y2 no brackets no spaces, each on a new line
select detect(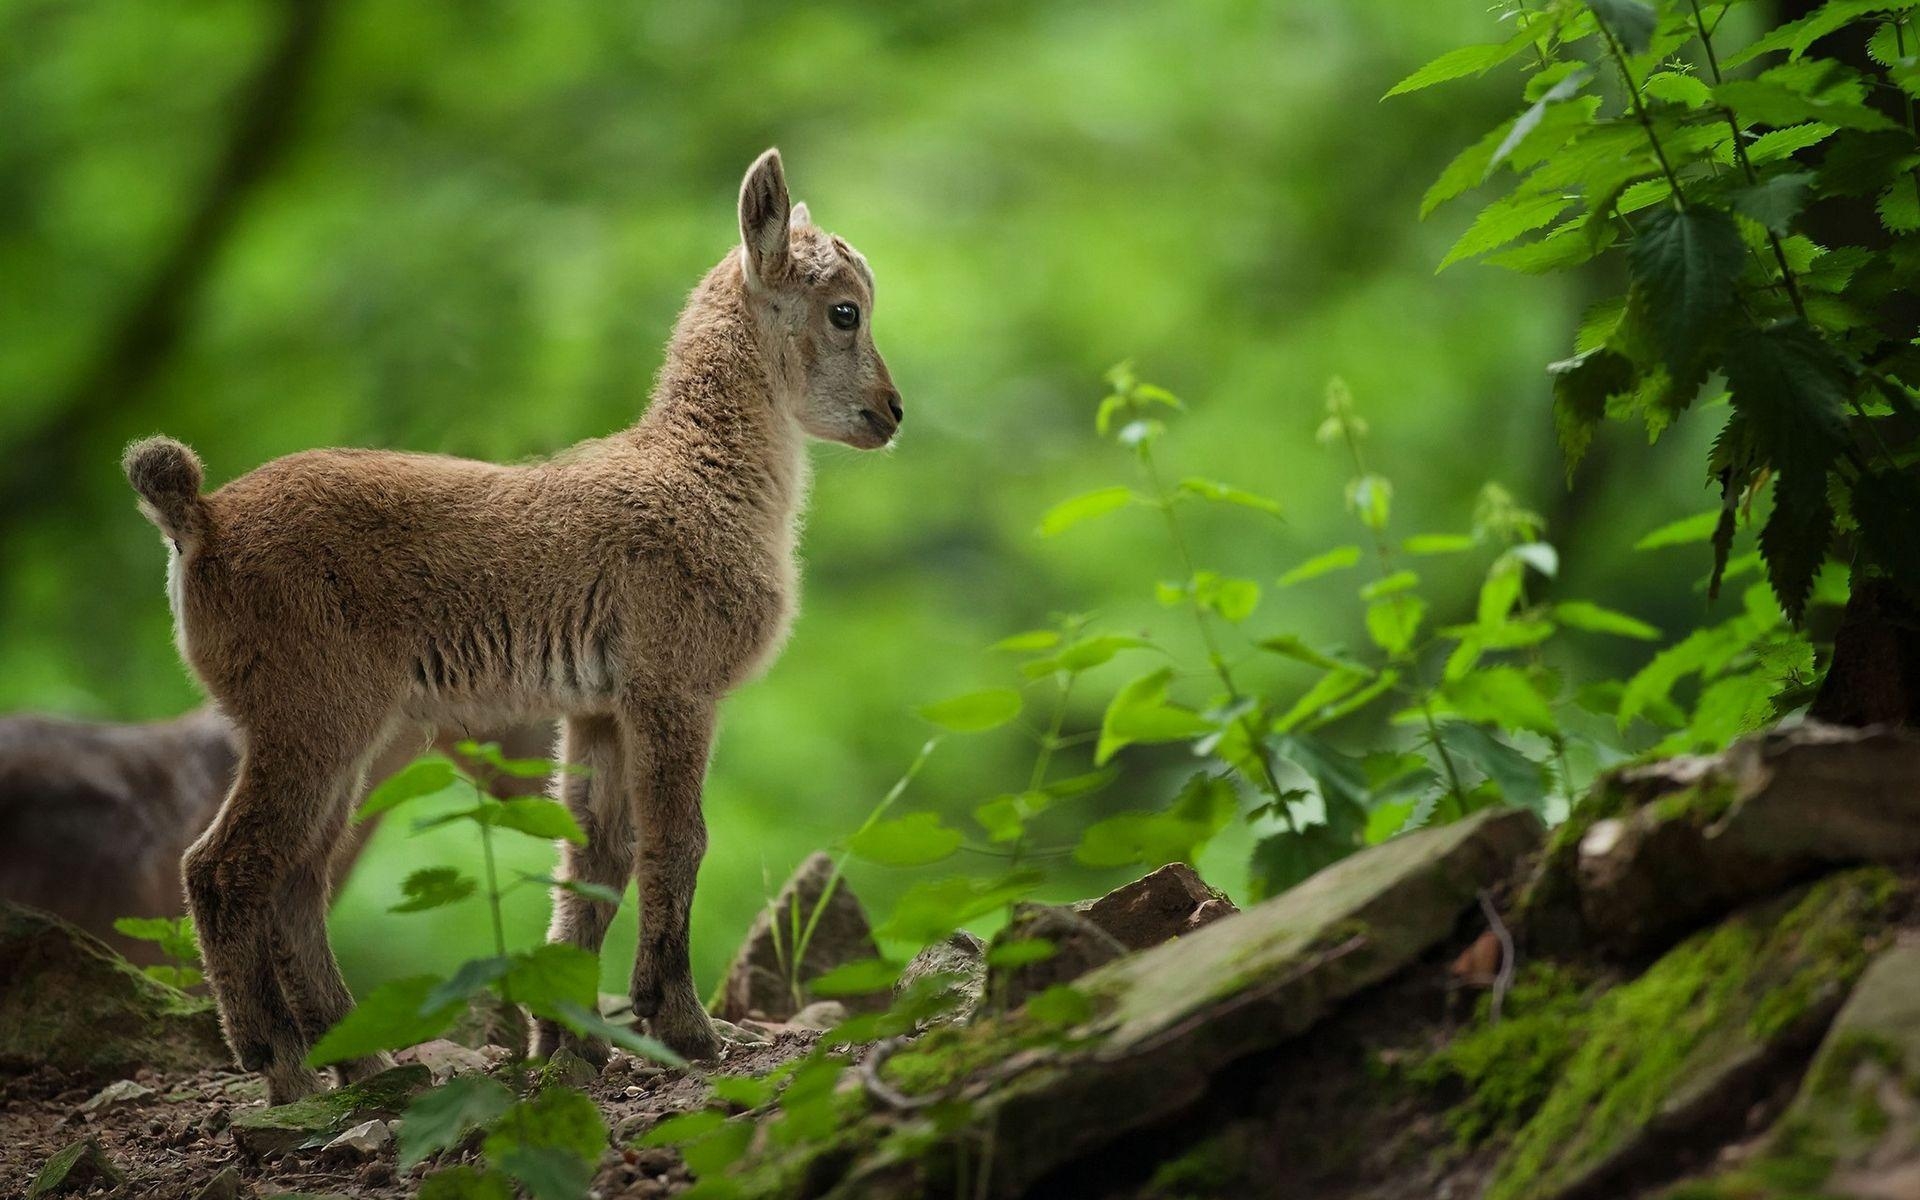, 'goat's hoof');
651,1006,723,1063
335,1051,396,1085
264,1065,326,1106
530,1020,612,1070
